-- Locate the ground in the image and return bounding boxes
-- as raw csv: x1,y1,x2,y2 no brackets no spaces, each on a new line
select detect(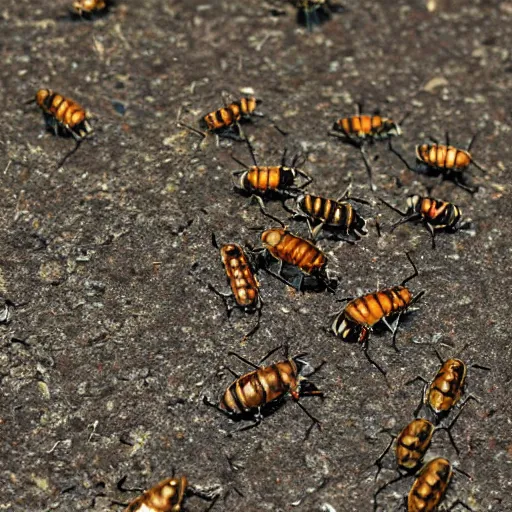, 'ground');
0,0,511,511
